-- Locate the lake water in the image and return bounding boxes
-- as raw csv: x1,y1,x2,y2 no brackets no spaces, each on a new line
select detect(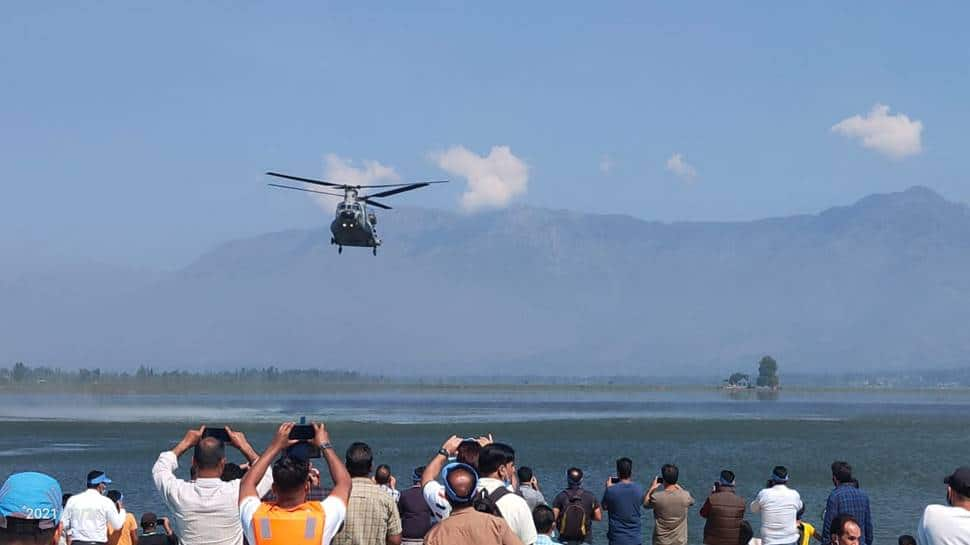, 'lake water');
1,388,967,544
